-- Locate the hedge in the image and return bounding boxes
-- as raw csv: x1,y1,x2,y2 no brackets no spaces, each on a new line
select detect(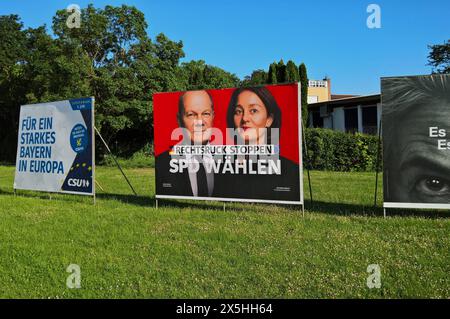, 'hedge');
303,128,381,172
99,128,382,172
